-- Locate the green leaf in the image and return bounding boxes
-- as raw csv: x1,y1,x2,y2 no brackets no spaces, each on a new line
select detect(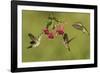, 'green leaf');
45,20,52,28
